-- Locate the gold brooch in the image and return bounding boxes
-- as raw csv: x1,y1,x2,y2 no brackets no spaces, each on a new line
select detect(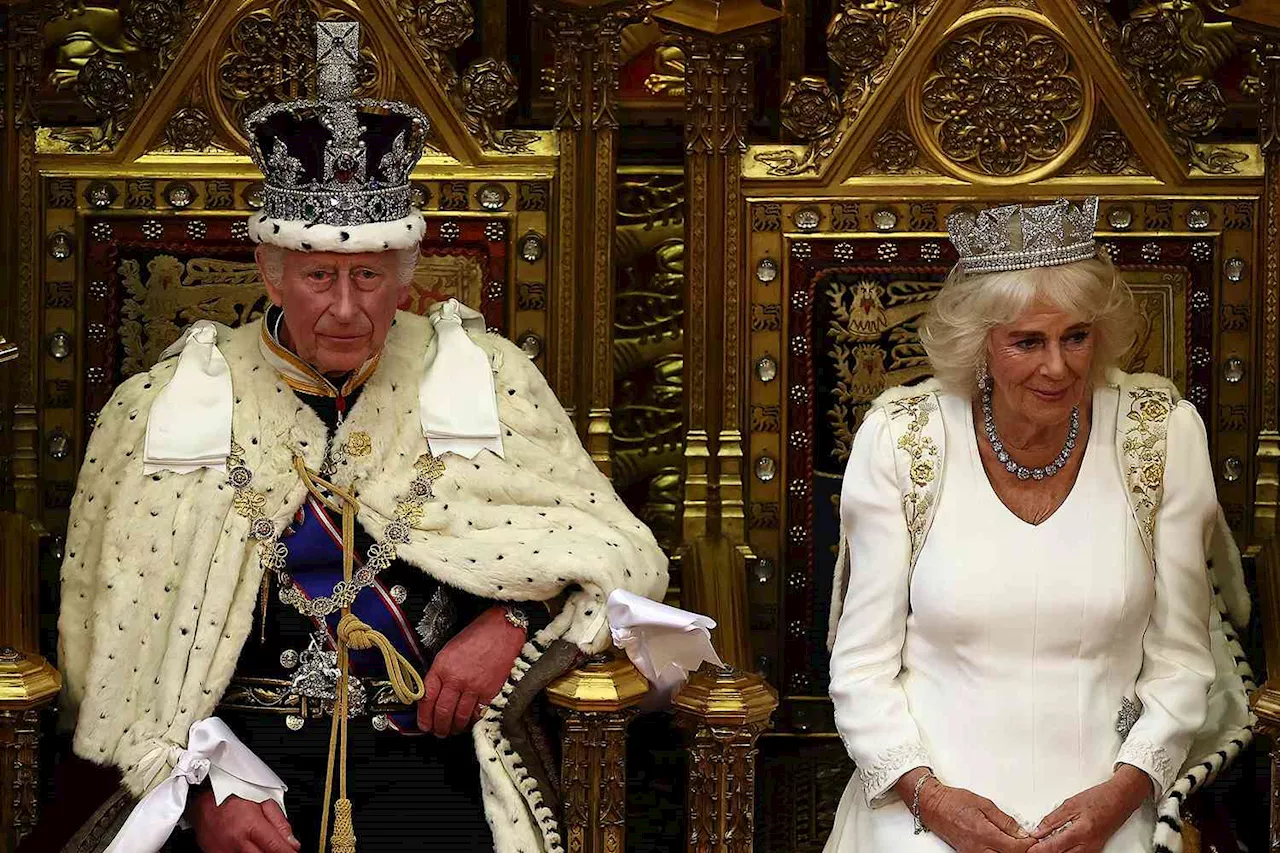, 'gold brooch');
414,452,446,480
344,431,372,457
